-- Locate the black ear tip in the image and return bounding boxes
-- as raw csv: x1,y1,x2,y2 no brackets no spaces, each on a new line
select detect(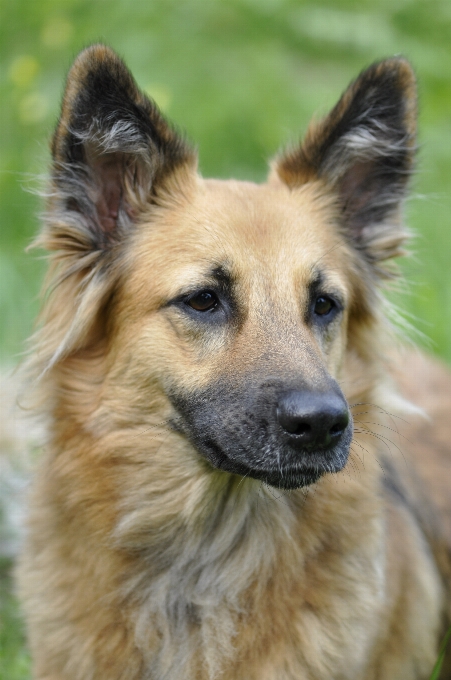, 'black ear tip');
70,43,126,73
53,44,143,162
355,56,418,134
358,56,417,99
366,55,414,74
65,43,136,99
